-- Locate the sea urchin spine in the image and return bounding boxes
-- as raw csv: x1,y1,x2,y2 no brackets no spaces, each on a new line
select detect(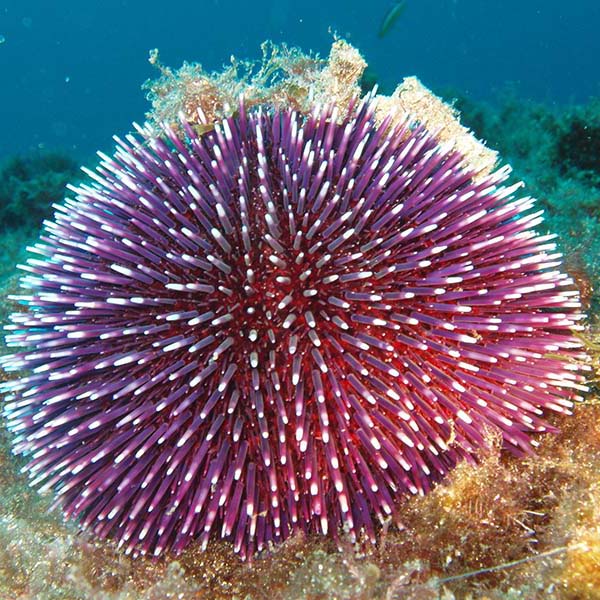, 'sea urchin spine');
1,95,588,558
